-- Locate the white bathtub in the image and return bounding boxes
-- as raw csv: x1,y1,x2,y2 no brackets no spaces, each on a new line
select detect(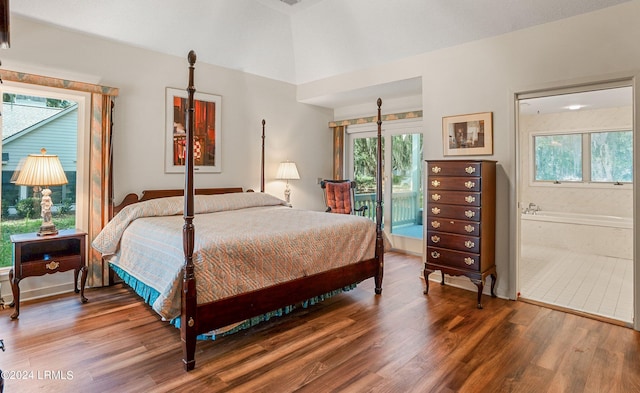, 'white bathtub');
521,211,632,229
521,211,633,259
